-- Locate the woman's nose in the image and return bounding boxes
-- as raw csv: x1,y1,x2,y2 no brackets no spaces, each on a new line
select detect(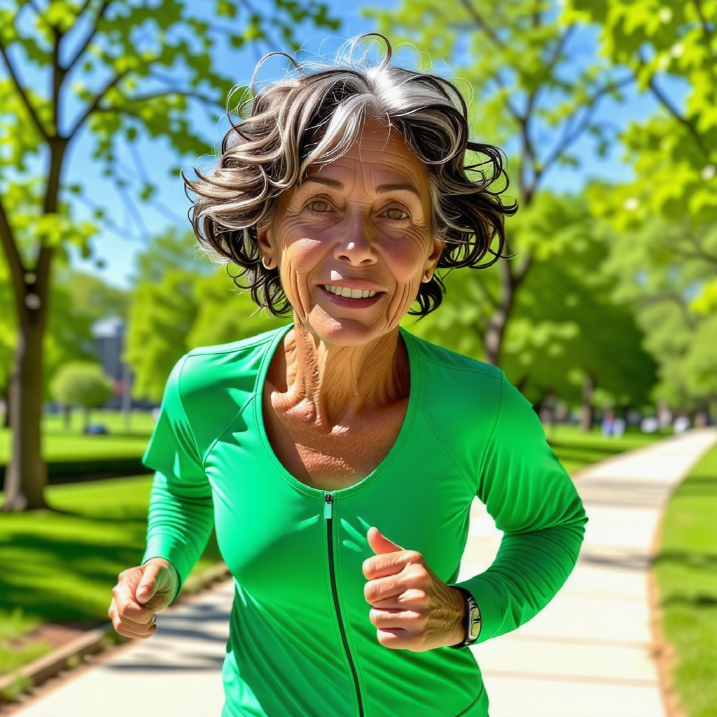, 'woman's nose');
333,213,378,267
